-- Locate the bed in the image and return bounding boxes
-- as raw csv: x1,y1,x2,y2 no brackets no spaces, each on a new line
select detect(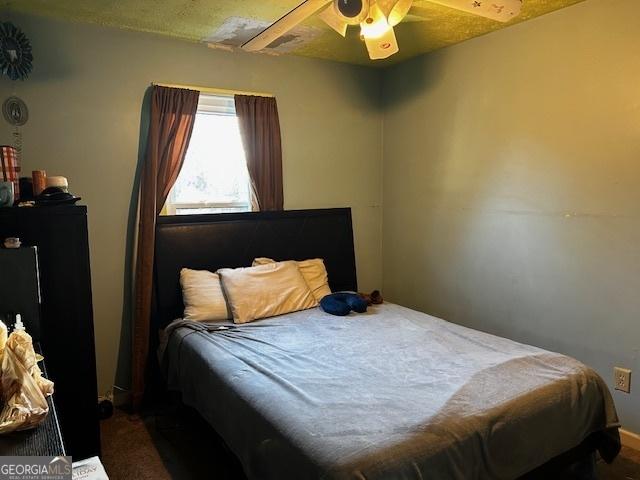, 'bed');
154,208,620,479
